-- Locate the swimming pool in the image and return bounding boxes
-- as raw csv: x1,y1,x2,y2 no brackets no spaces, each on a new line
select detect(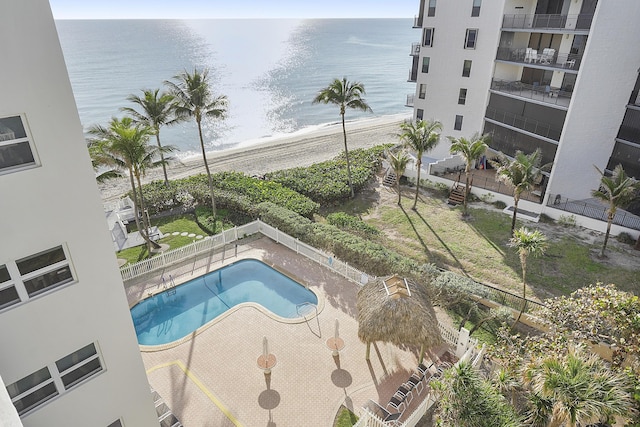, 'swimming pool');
131,259,318,346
